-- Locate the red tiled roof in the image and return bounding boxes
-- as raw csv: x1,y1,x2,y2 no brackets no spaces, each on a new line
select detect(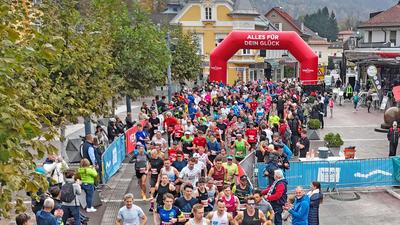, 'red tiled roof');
265,7,303,33
359,3,400,28
338,30,355,35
